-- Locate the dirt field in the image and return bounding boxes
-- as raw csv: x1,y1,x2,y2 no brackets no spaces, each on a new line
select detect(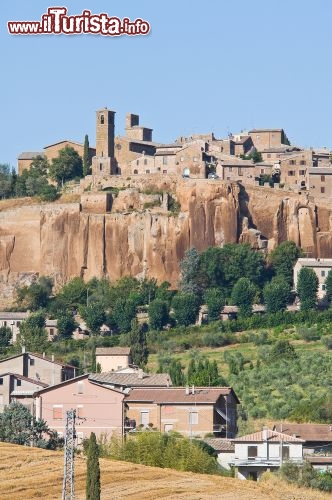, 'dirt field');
0,443,329,500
